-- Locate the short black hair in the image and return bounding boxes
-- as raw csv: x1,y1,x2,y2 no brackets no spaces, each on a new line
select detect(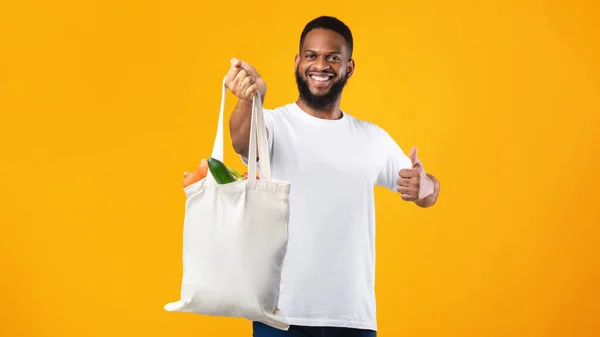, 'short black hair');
299,16,354,58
